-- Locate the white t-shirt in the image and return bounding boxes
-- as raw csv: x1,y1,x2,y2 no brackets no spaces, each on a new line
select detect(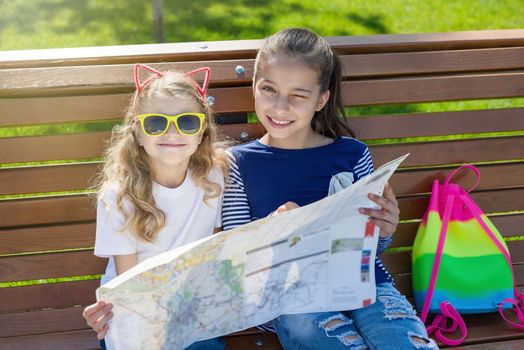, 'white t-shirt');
95,168,223,284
